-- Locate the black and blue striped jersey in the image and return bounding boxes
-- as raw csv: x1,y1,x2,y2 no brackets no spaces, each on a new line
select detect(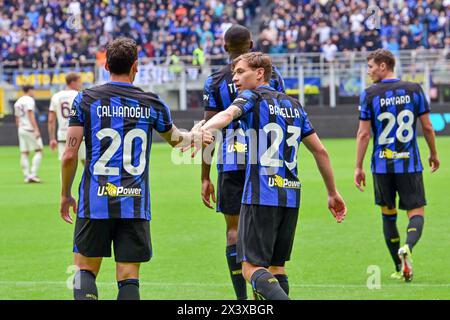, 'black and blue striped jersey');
69,81,173,220
231,85,315,209
203,64,285,172
359,78,430,174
